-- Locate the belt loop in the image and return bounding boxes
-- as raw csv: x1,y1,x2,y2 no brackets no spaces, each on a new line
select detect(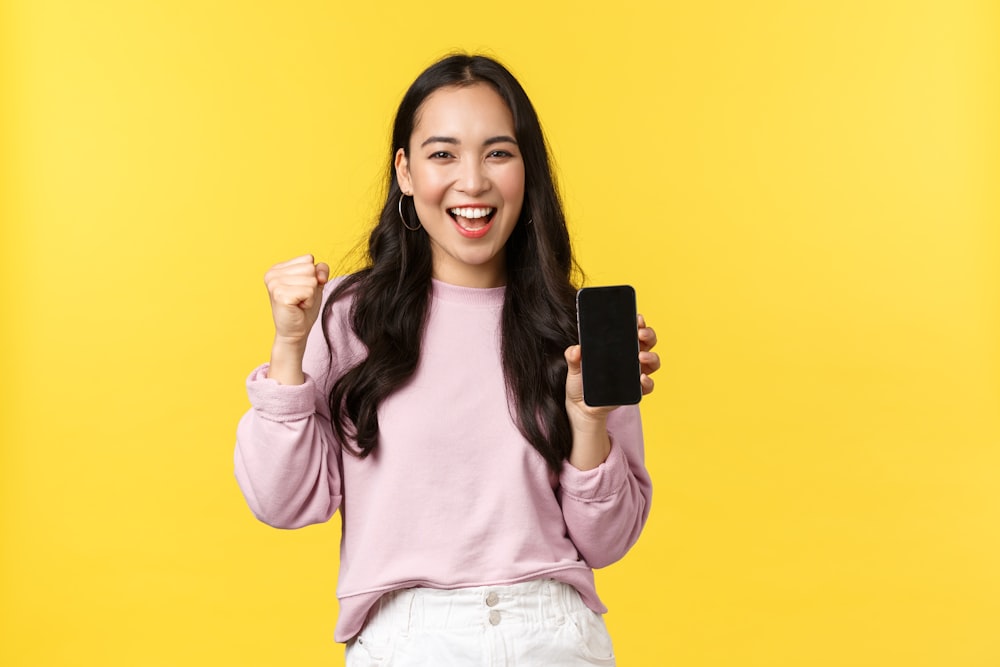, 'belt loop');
557,580,574,617
542,579,560,626
403,589,416,635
